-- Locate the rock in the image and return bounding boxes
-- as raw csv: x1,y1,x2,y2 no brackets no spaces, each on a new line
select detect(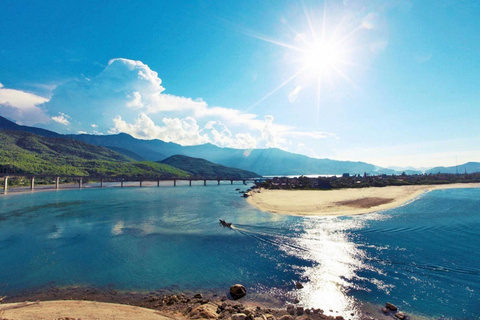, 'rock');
230,284,247,300
221,296,227,301
335,316,344,320
385,303,398,311
262,314,276,320
294,298,300,304
286,305,295,315
295,282,304,289
234,304,244,312
232,313,247,320
279,316,294,320
296,306,304,315
194,293,203,299
381,307,389,314
189,304,219,319
165,295,178,305
305,309,311,315
394,312,406,320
